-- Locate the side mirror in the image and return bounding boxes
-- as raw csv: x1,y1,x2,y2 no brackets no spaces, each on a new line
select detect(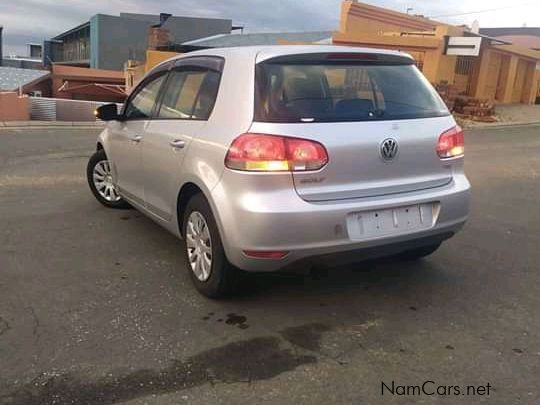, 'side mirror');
95,104,121,121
